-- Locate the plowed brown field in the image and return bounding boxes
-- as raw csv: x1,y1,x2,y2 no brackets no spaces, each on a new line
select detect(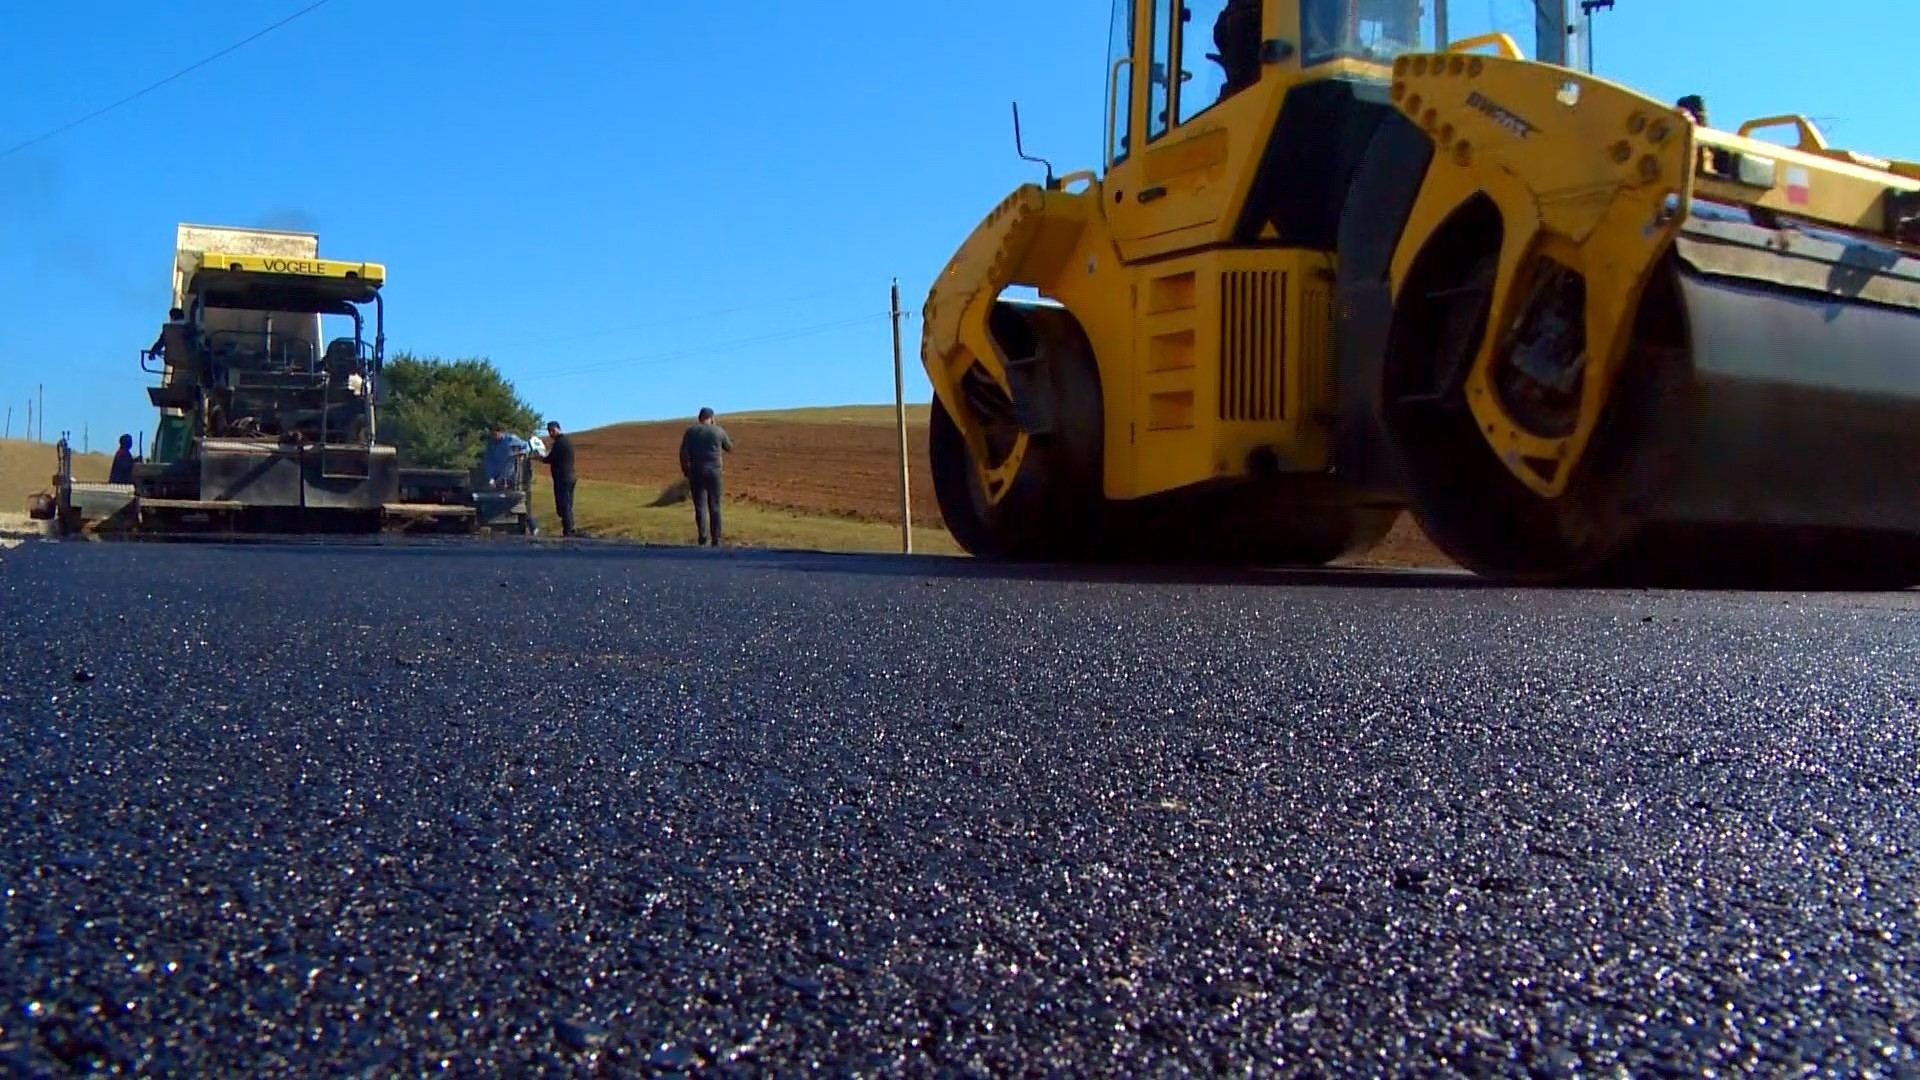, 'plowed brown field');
575,415,946,528
571,408,1452,569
